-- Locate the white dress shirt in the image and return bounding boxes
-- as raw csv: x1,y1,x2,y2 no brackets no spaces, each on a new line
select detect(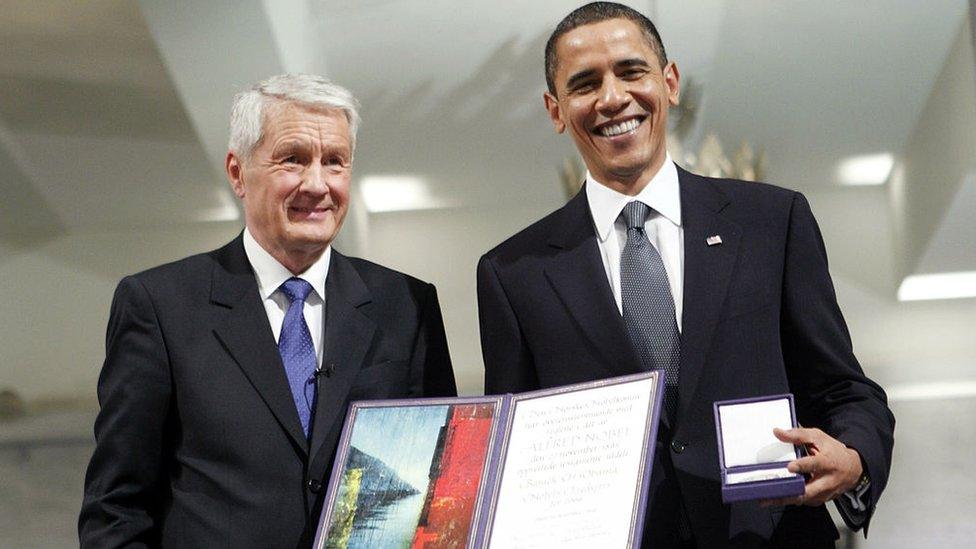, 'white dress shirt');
586,154,684,331
243,228,329,367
